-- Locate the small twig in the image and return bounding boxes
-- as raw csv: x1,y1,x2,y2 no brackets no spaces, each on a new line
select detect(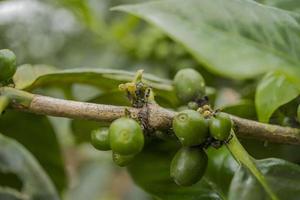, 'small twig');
2,87,300,145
